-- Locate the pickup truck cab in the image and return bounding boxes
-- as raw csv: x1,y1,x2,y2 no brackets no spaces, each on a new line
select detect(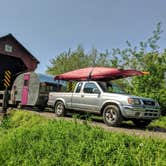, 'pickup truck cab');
48,81,160,127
